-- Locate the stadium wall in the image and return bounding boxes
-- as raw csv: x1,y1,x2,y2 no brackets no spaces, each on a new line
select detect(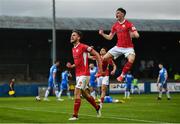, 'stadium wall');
0,82,180,97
